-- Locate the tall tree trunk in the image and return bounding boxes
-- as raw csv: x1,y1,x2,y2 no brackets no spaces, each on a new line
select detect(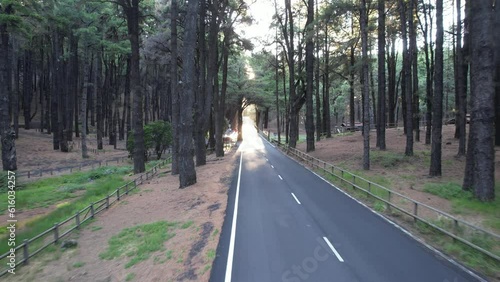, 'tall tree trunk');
81,48,90,159
463,0,495,201
123,0,145,173
305,0,315,152
323,23,331,138
409,0,419,142
455,0,467,156
285,0,298,148
171,0,180,174
0,5,17,170
361,0,370,170
275,29,281,143
377,0,386,149
387,36,397,127
430,0,444,176
23,50,33,130
194,0,210,166
420,1,433,145
217,29,230,155
51,30,60,150
96,51,104,150
349,46,355,129
178,0,198,188
399,0,413,156
314,0,321,142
